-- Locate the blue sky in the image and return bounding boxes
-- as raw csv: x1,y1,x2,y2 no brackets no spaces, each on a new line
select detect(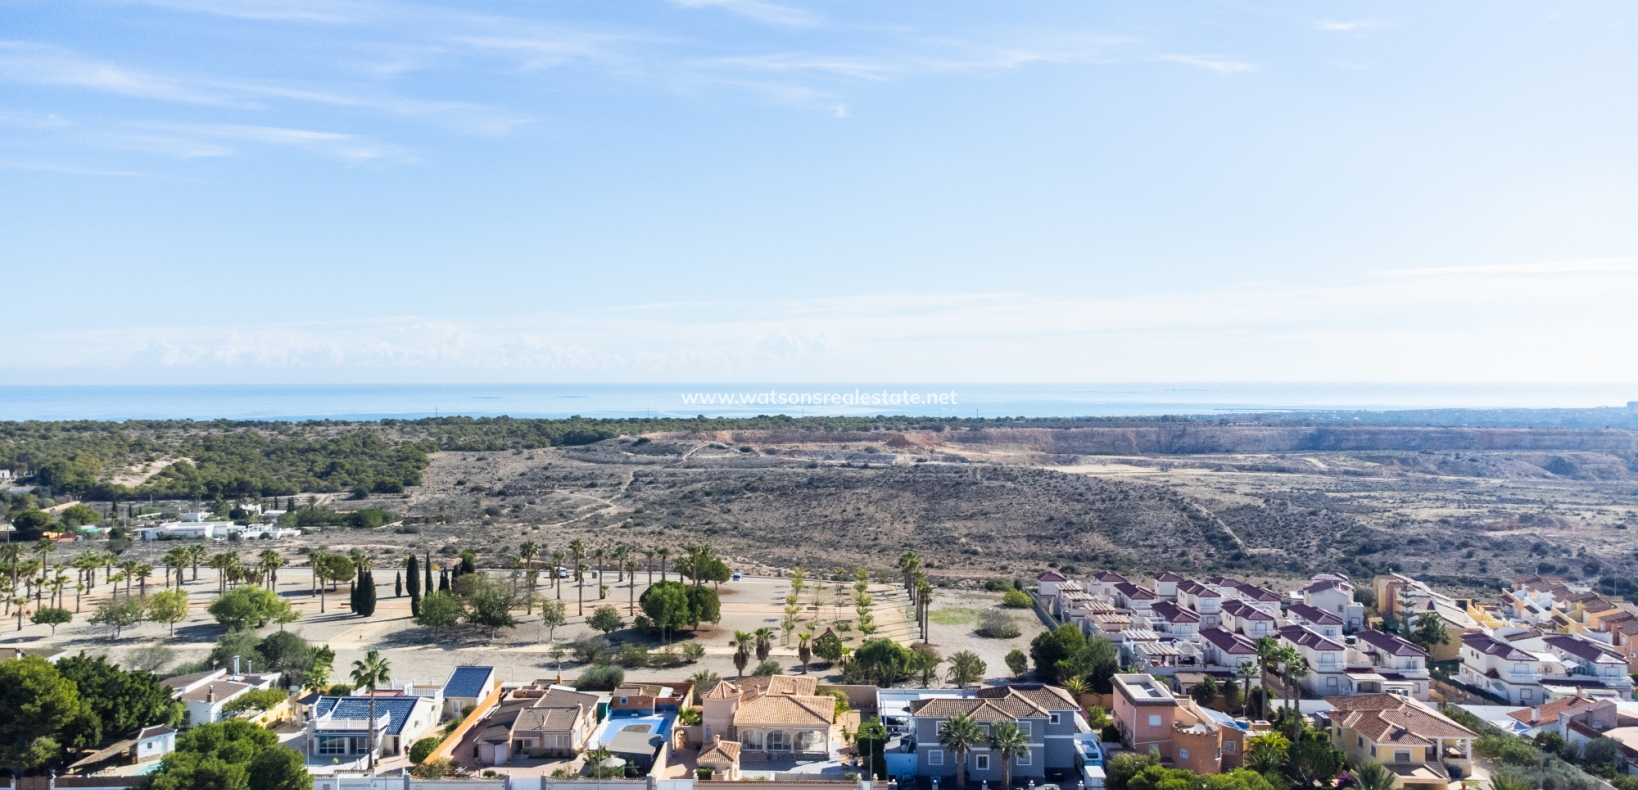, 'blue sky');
1,0,1635,385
